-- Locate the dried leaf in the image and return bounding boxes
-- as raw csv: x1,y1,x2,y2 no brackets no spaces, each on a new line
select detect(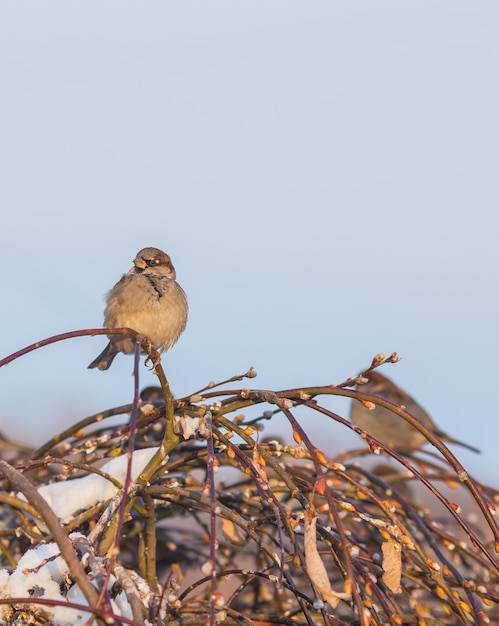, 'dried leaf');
381,537,402,594
221,518,246,545
304,510,351,608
